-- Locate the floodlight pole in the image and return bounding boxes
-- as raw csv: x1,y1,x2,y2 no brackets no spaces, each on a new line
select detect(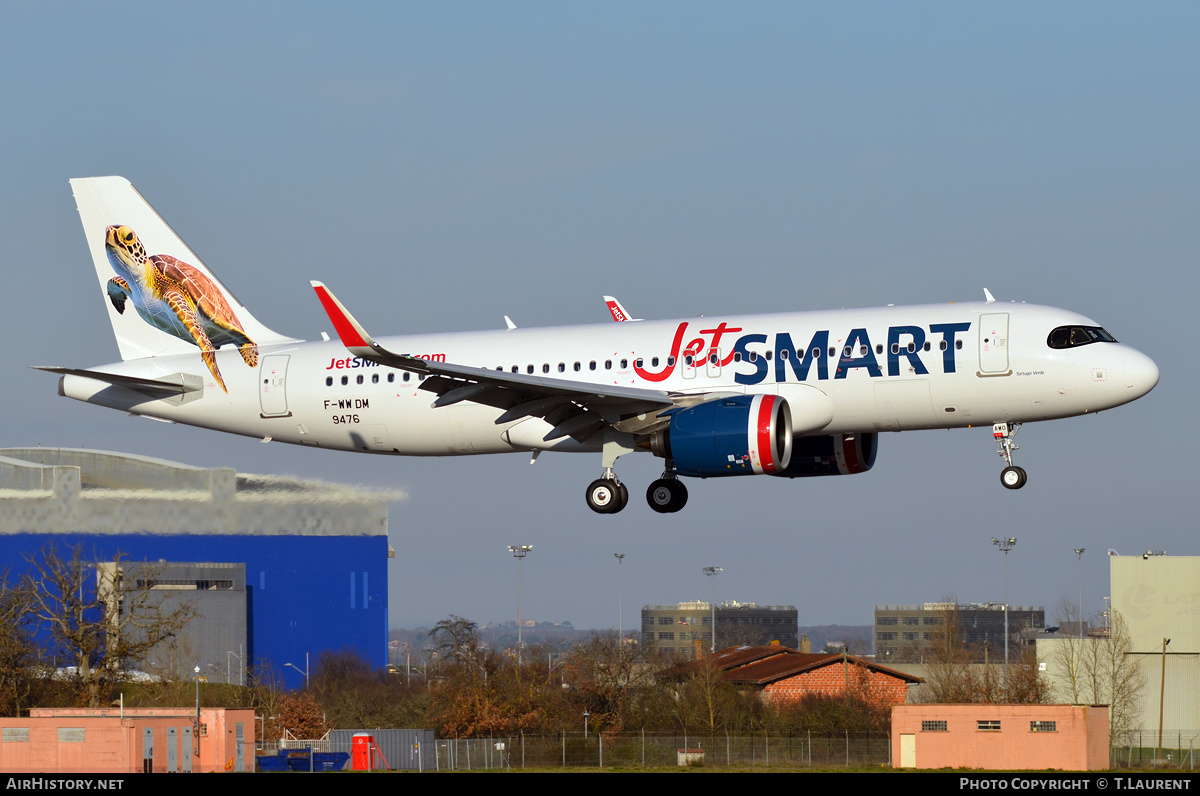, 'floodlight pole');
1074,548,1086,641
614,554,625,639
992,537,1017,682
703,566,722,652
508,545,533,668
